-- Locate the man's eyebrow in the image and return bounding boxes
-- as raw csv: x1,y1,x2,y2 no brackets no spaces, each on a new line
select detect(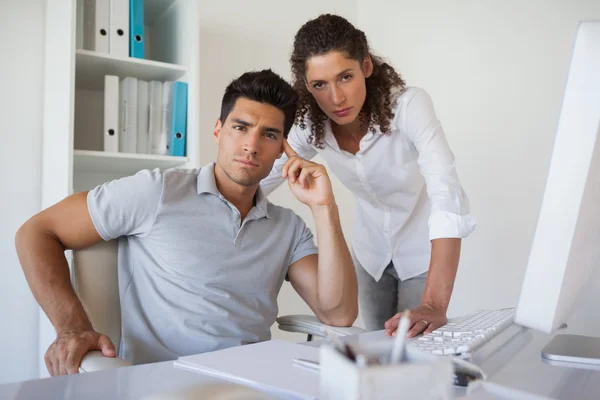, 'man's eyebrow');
264,126,283,135
231,117,282,135
231,118,253,127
